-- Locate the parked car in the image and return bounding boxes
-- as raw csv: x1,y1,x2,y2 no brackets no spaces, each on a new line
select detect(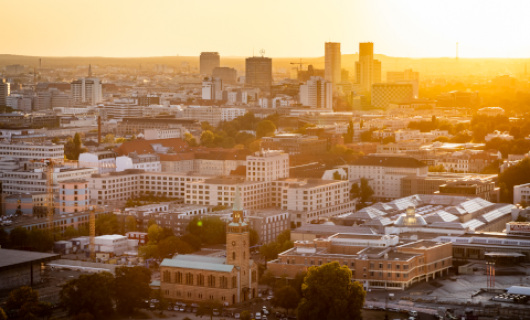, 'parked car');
256,311,262,319
173,305,179,311
234,312,241,319
192,307,198,313
387,308,400,312
185,307,192,312
213,309,220,316
267,296,273,300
